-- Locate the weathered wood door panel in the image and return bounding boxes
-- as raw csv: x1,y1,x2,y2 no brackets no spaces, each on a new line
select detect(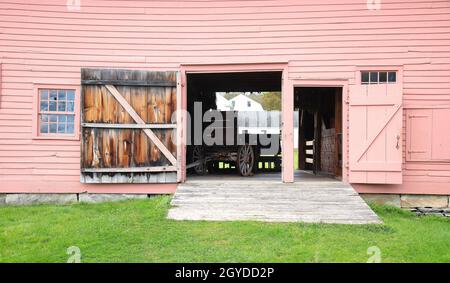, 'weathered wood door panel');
348,83,403,184
80,69,178,183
